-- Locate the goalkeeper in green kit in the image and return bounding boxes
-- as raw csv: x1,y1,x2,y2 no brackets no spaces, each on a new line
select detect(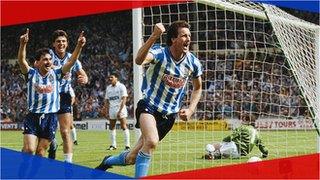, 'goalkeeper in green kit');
203,113,268,160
